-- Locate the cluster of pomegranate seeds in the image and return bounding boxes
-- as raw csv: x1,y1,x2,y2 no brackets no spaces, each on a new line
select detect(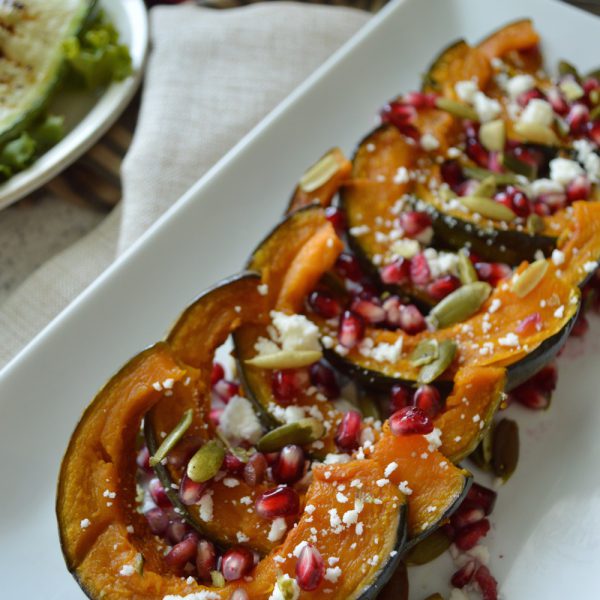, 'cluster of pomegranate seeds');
380,100,420,141
509,362,558,410
388,384,443,419
445,482,498,599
